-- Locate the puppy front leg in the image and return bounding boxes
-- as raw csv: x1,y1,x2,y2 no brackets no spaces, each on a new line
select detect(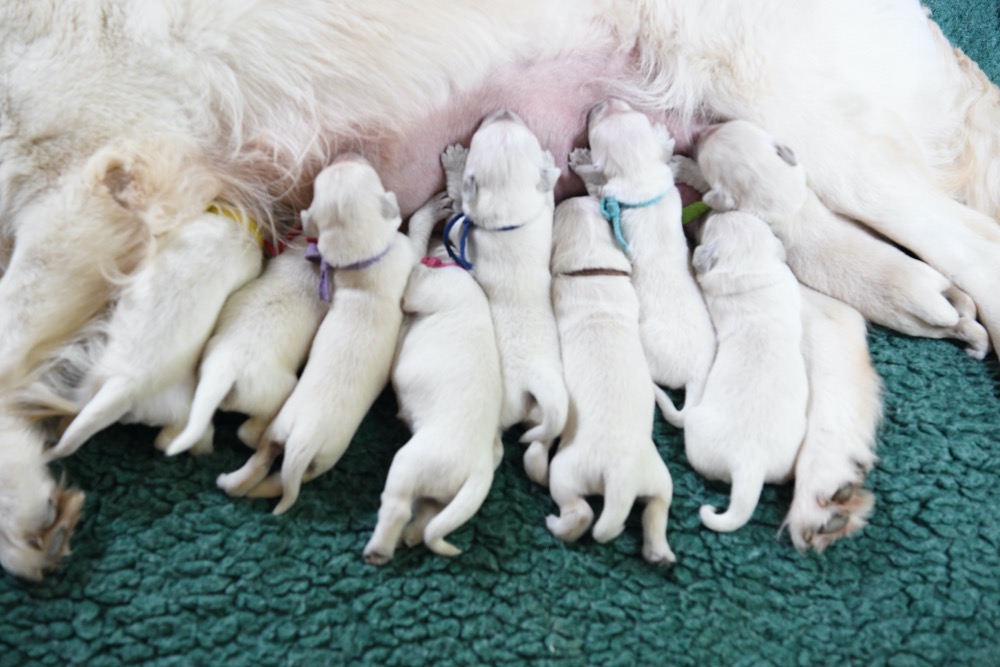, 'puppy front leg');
567,148,604,198
440,144,469,208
